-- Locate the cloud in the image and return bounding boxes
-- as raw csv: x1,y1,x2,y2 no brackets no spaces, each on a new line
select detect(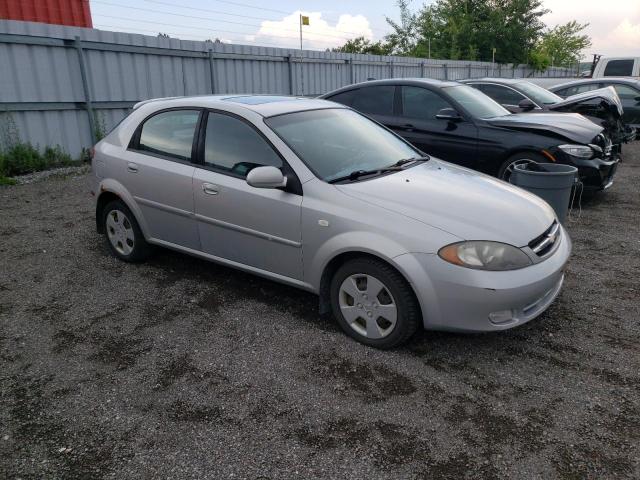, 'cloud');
249,11,373,50
542,0,640,57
